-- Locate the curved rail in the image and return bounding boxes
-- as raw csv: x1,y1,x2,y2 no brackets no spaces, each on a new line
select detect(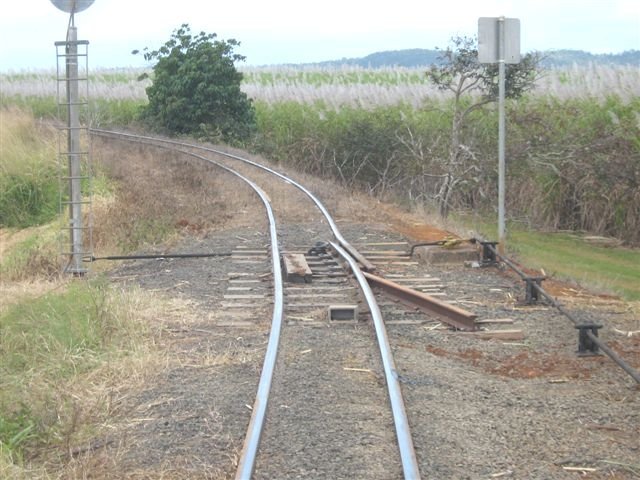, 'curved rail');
331,241,421,480
91,129,374,271
91,131,286,477
91,129,421,479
